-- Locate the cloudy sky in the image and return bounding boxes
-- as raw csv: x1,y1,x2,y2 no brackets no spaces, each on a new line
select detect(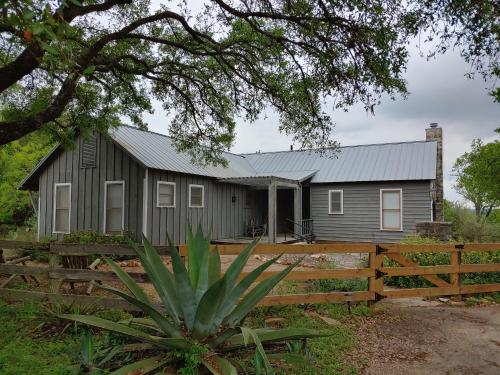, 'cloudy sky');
143,7,500,204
